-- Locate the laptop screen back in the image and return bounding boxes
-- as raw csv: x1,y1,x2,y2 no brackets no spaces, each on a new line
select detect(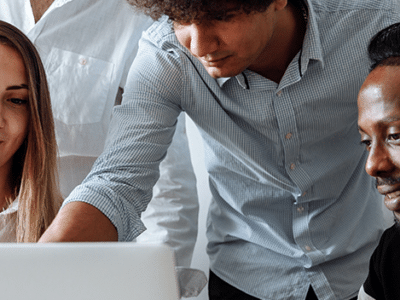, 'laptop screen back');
0,243,179,300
